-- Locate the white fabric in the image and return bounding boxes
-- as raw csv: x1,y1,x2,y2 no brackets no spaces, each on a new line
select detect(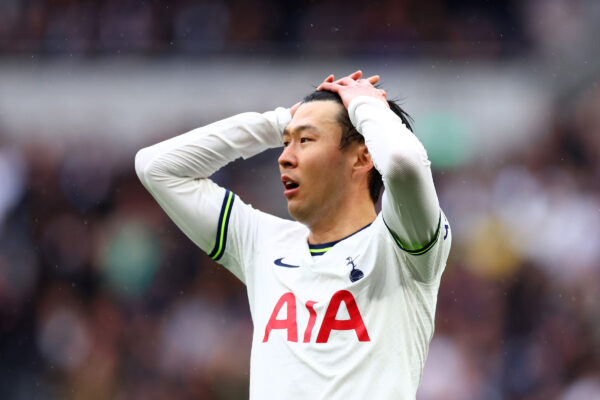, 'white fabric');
135,107,290,266
135,99,451,399
349,96,442,281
